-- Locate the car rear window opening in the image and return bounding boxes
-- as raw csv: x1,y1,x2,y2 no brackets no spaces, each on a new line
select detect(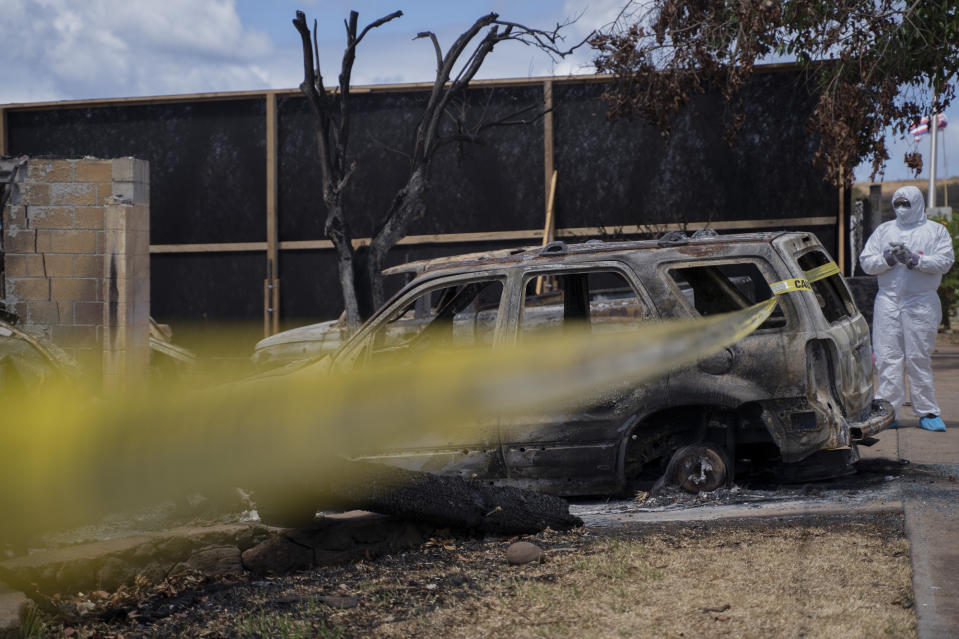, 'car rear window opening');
796,251,855,323
668,262,787,330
